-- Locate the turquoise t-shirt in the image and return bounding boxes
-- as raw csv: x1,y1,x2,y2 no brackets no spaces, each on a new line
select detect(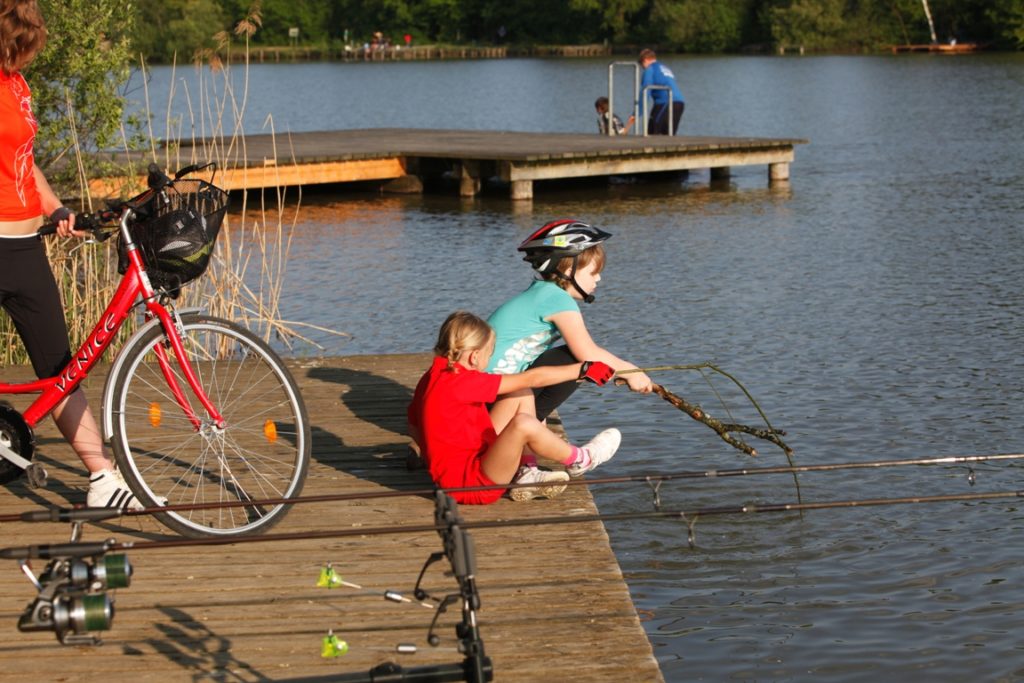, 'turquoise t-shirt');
486,280,579,374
